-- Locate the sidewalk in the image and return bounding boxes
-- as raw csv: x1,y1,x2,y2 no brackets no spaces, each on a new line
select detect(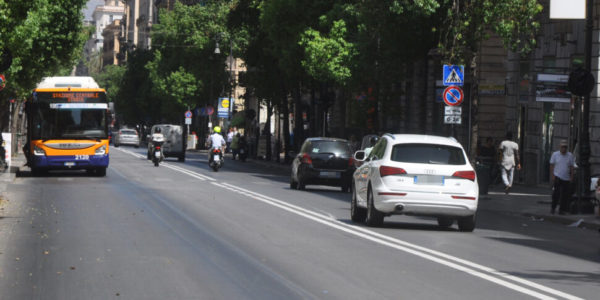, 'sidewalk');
480,184,600,231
